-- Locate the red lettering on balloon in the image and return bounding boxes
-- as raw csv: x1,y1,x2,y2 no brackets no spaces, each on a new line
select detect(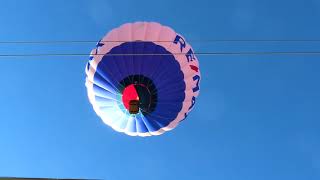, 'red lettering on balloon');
190,65,199,72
